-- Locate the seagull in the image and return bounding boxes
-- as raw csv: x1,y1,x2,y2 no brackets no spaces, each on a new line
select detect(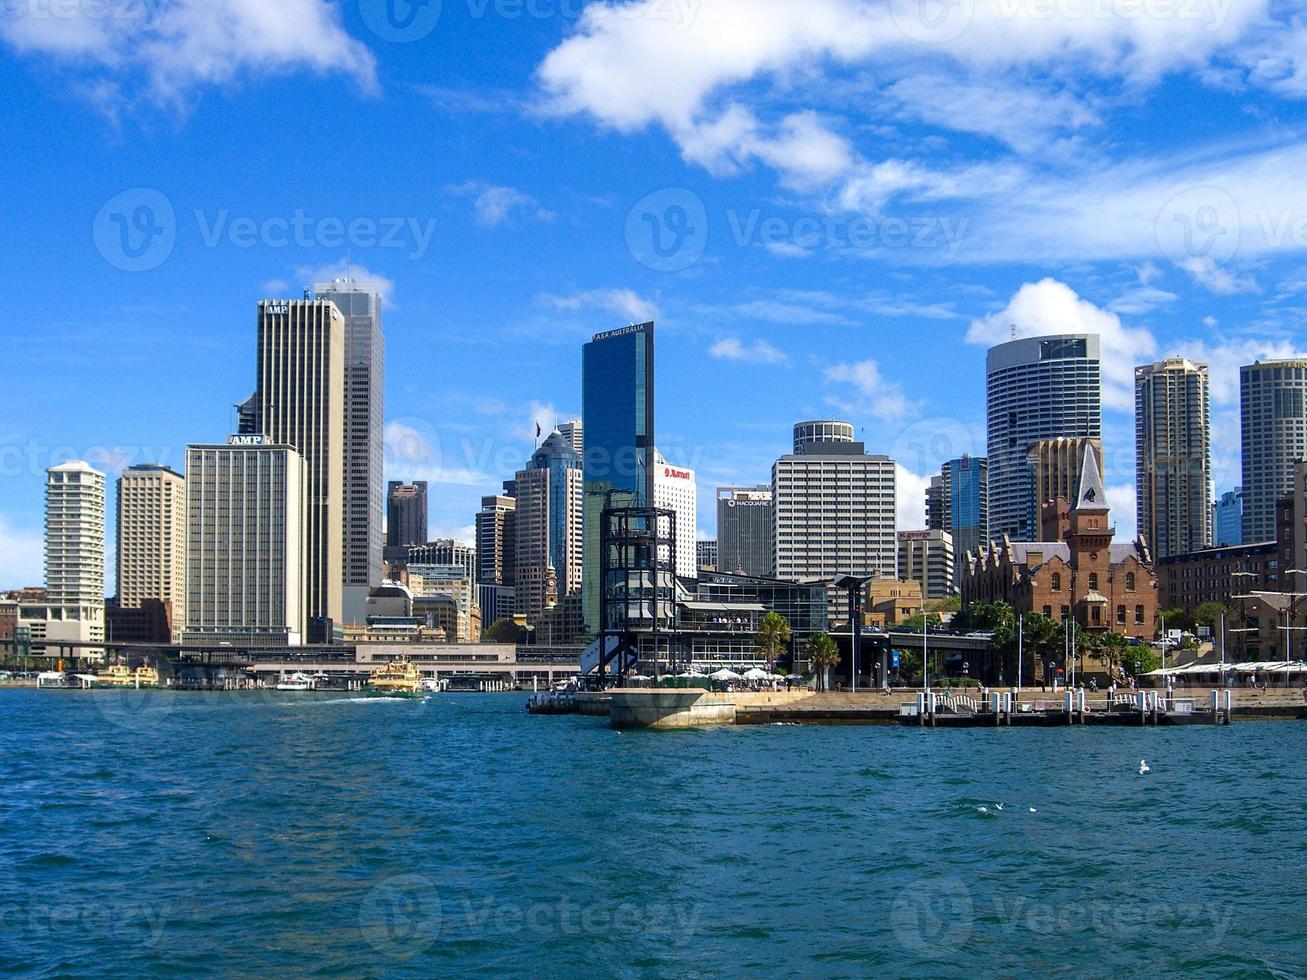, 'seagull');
977,806,990,815
1028,807,1037,813
1139,760,1151,775
994,804,1005,812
